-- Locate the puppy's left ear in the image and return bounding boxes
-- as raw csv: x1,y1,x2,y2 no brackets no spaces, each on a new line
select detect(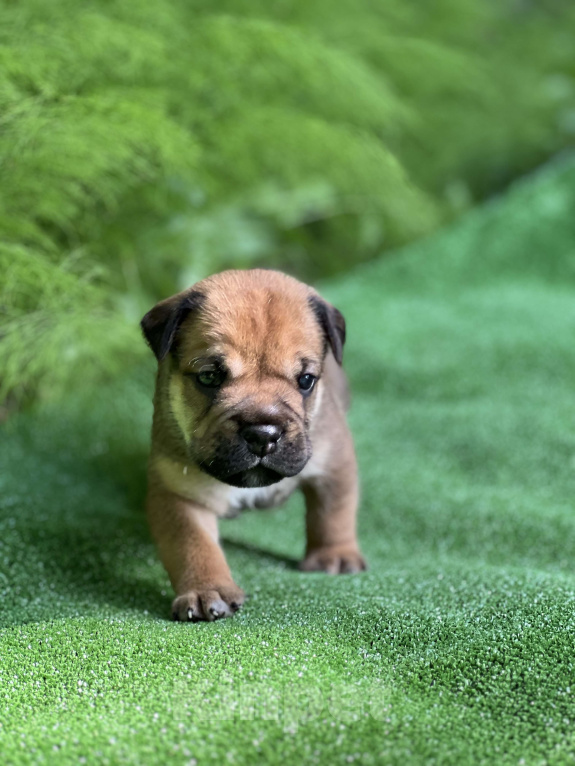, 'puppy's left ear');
309,295,346,365
140,289,204,361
